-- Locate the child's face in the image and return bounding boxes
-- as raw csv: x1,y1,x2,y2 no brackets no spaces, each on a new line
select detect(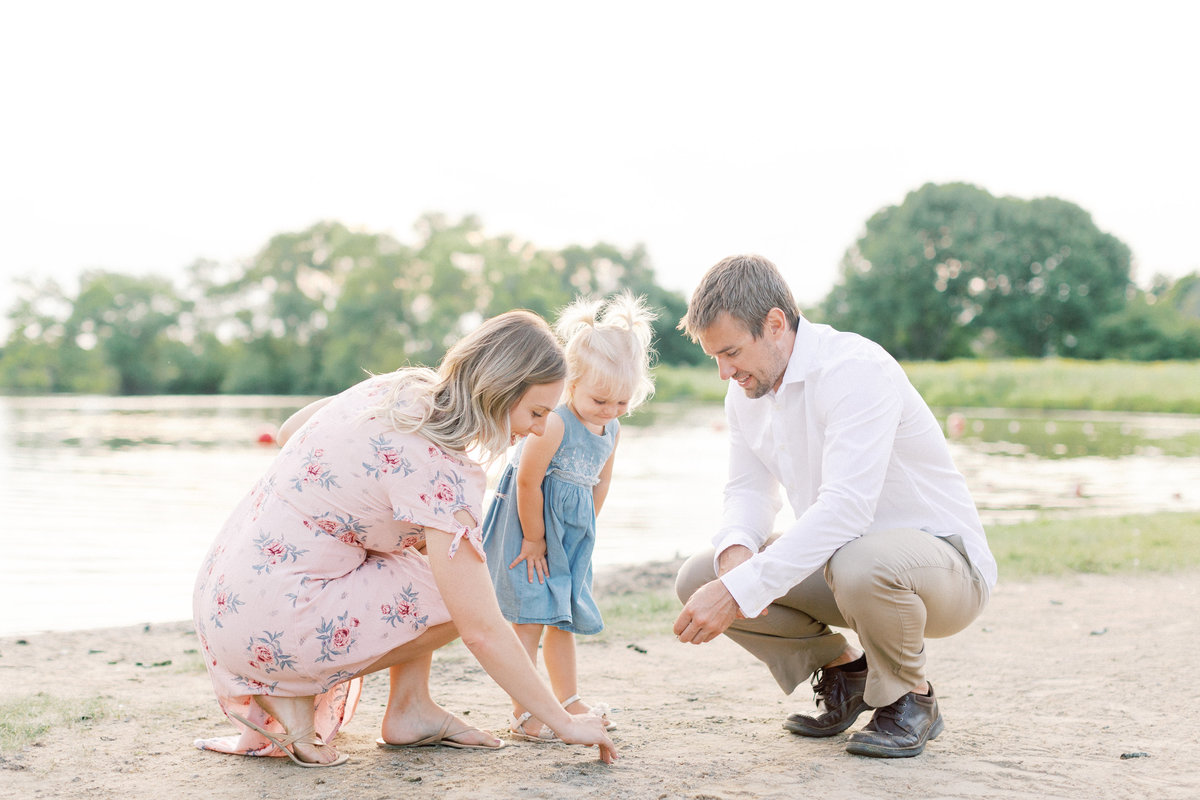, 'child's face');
569,375,630,428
